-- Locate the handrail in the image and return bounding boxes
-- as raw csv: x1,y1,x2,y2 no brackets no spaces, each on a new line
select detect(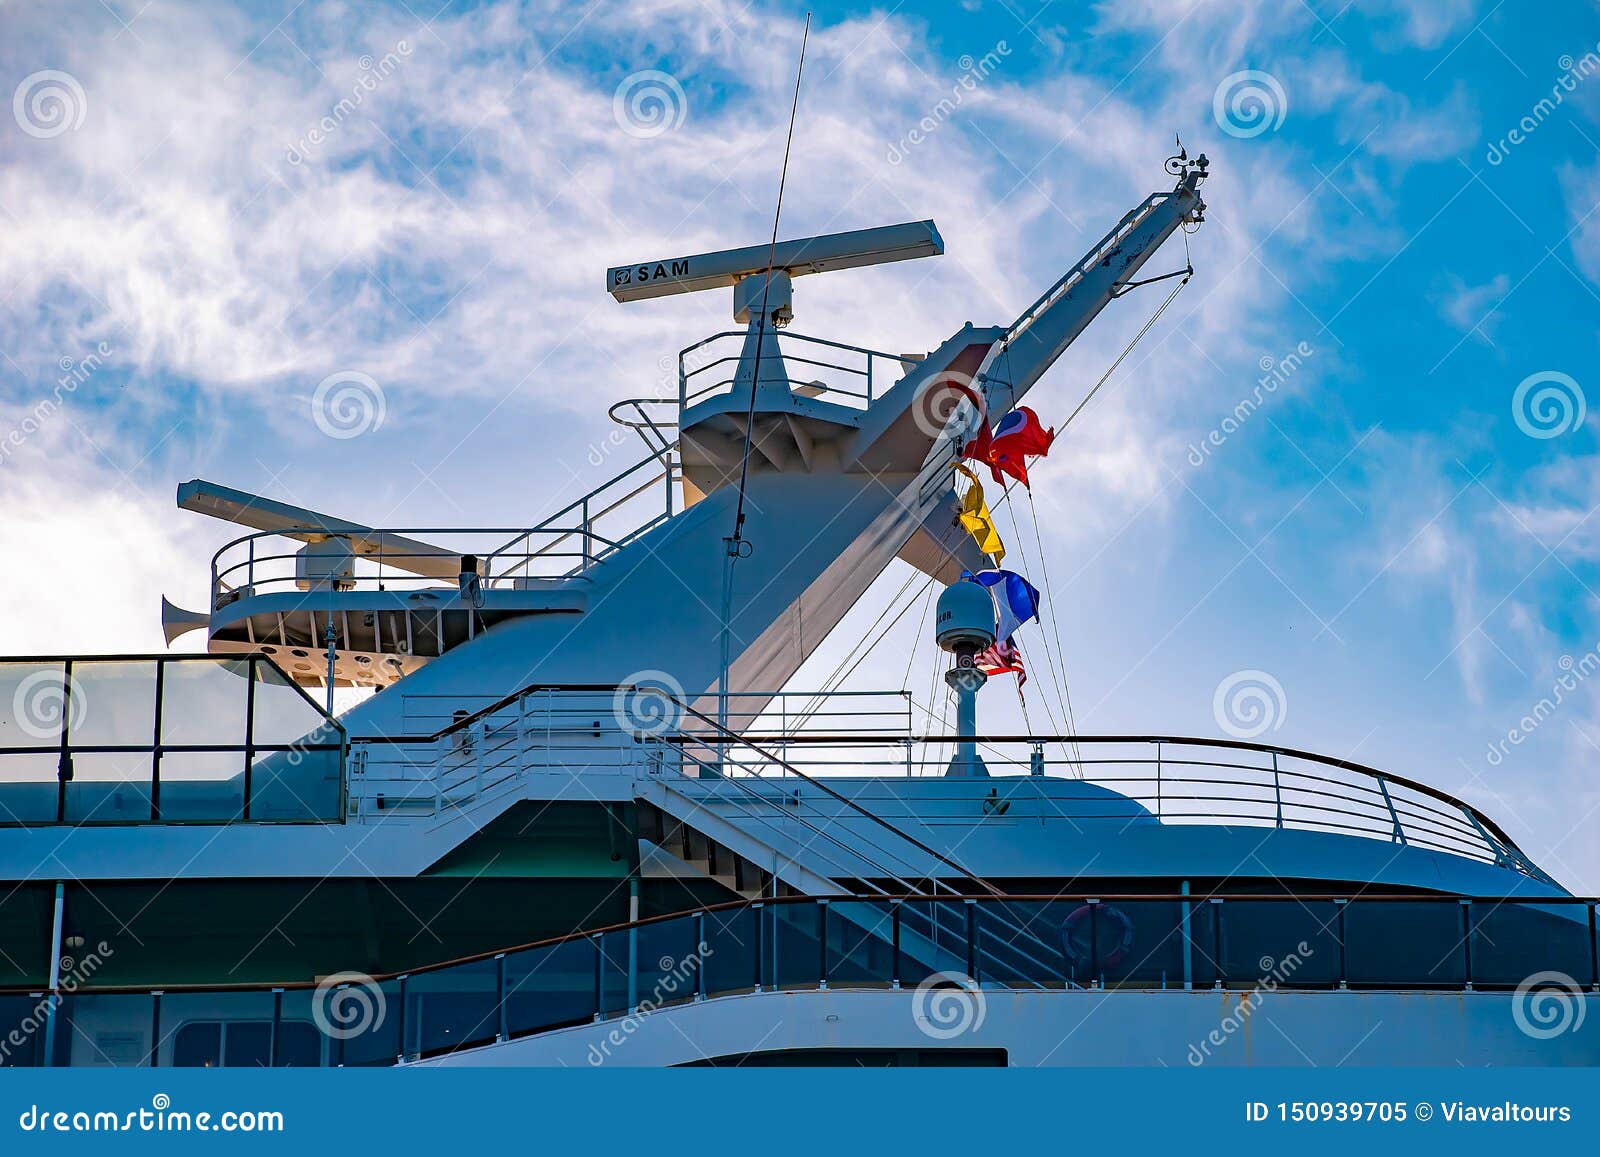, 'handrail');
344,683,1550,884
9,891,1593,997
